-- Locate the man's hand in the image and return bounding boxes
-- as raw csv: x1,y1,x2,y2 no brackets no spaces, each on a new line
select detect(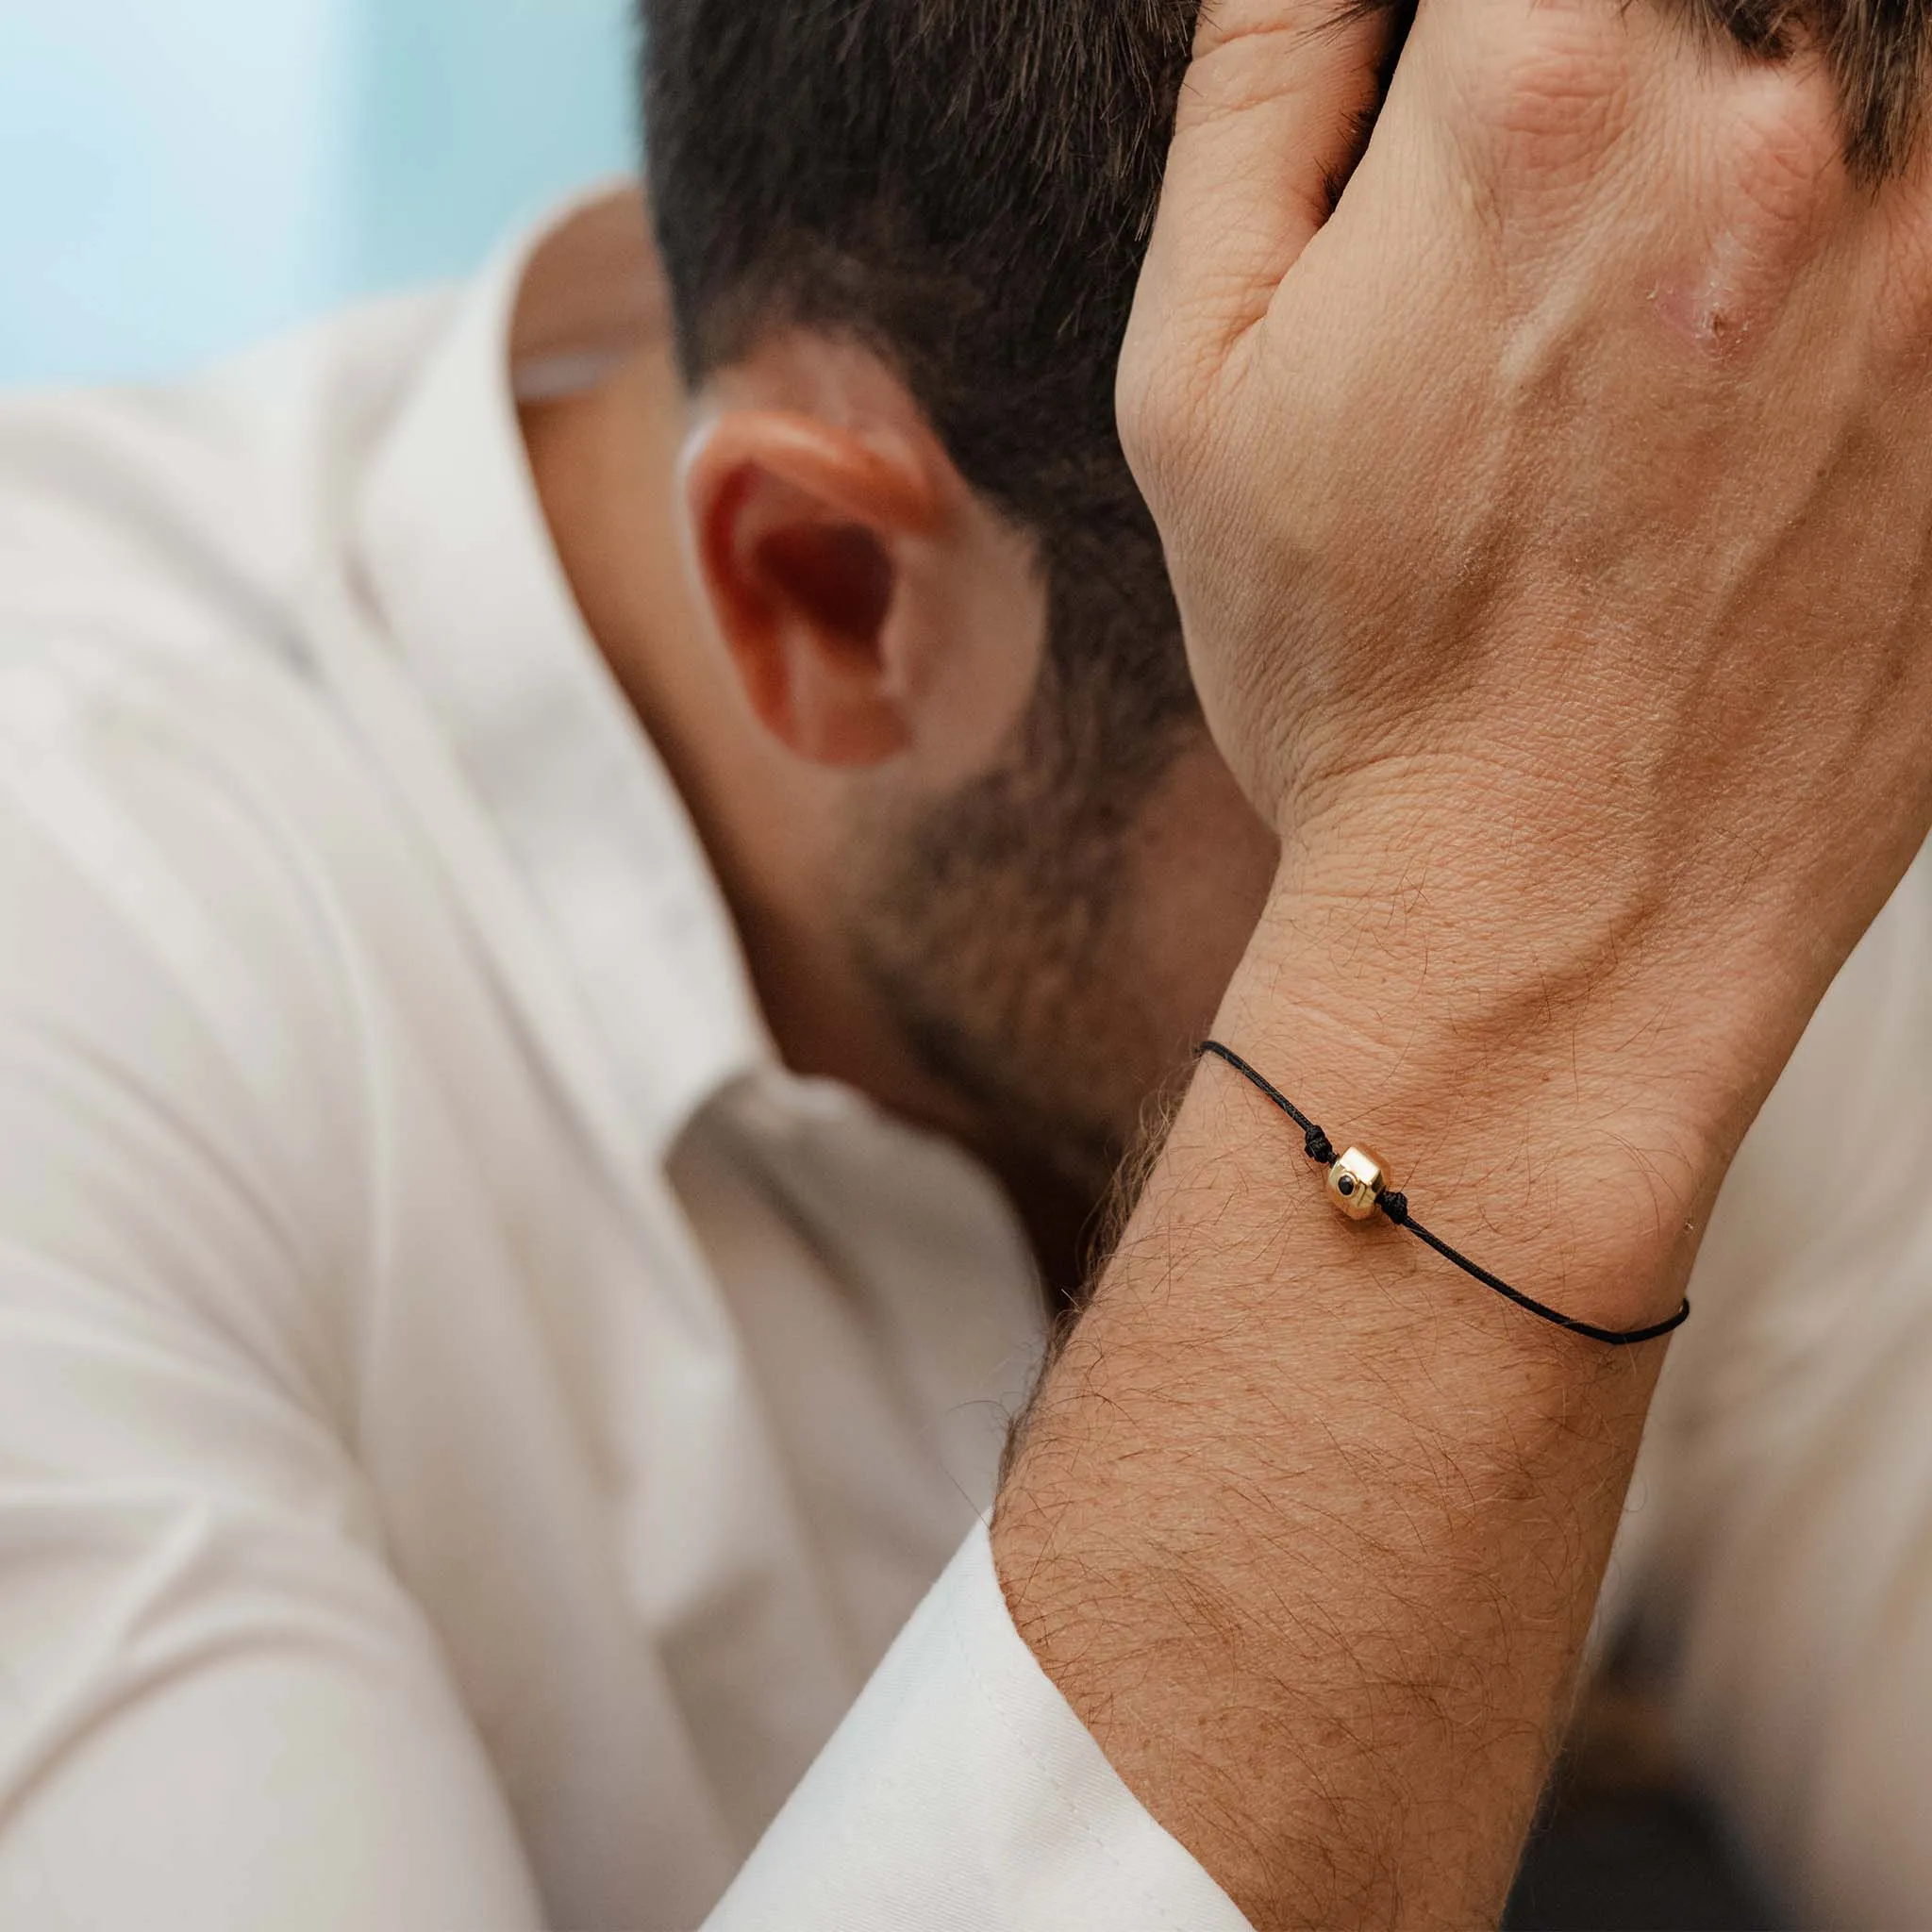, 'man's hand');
996,3,1932,1926
1123,0,1932,1269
